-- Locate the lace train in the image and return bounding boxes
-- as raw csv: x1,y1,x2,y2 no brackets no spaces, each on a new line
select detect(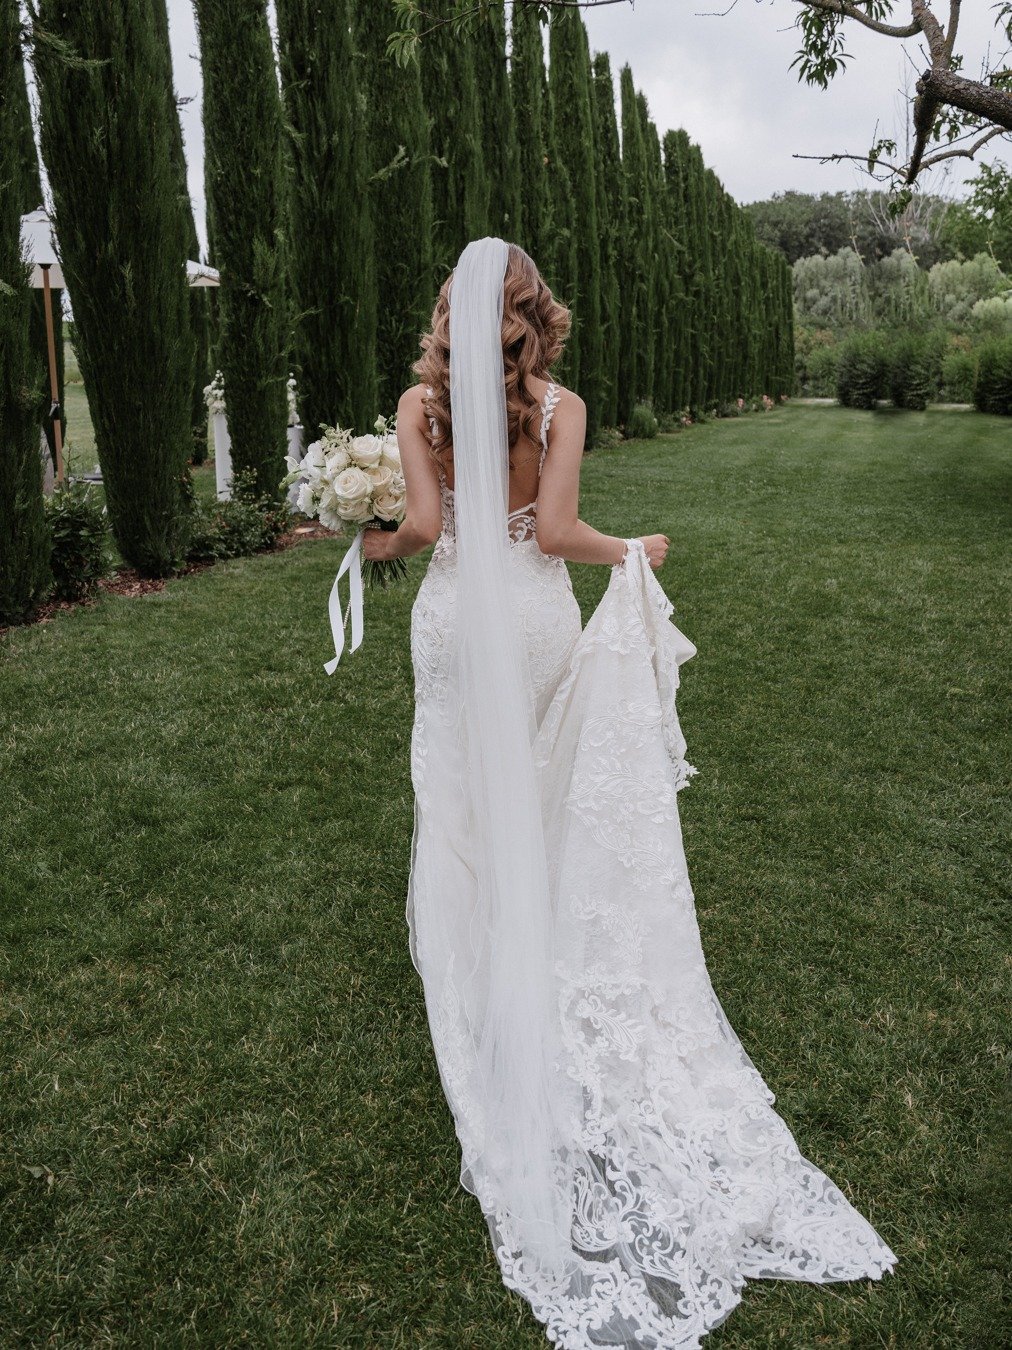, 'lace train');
407,536,896,1348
